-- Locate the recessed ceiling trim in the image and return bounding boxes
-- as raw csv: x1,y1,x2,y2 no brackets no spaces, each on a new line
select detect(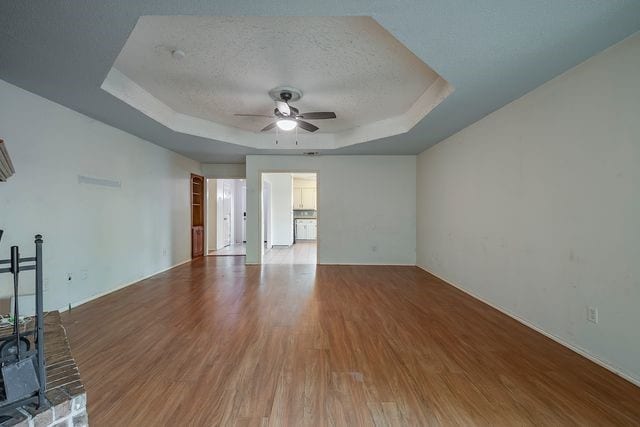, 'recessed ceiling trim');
335,77,454,145
102,67,452,150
